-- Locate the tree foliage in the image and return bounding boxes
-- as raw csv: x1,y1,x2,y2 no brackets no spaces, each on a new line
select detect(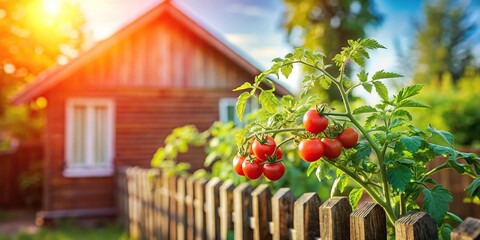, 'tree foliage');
0,0,87,138
413,0,476,83
282,0,382,100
